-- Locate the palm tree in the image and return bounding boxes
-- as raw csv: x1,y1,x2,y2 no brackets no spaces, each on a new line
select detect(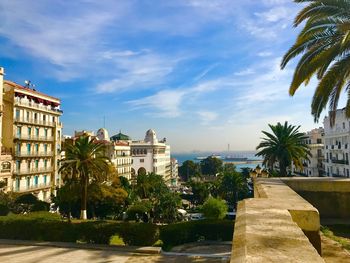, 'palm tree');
281,0,350,125
256,122,311,177
59,136,110,219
